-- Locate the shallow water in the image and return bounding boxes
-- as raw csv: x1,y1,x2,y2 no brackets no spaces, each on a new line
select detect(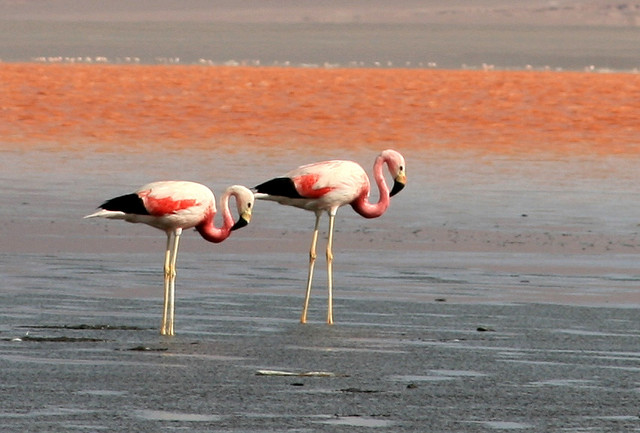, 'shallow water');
2,146,640,308
3,146,640,304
